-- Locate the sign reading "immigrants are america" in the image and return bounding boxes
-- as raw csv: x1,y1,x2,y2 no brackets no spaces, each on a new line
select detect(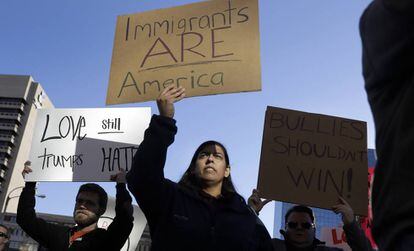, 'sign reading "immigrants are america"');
107,0,261,104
